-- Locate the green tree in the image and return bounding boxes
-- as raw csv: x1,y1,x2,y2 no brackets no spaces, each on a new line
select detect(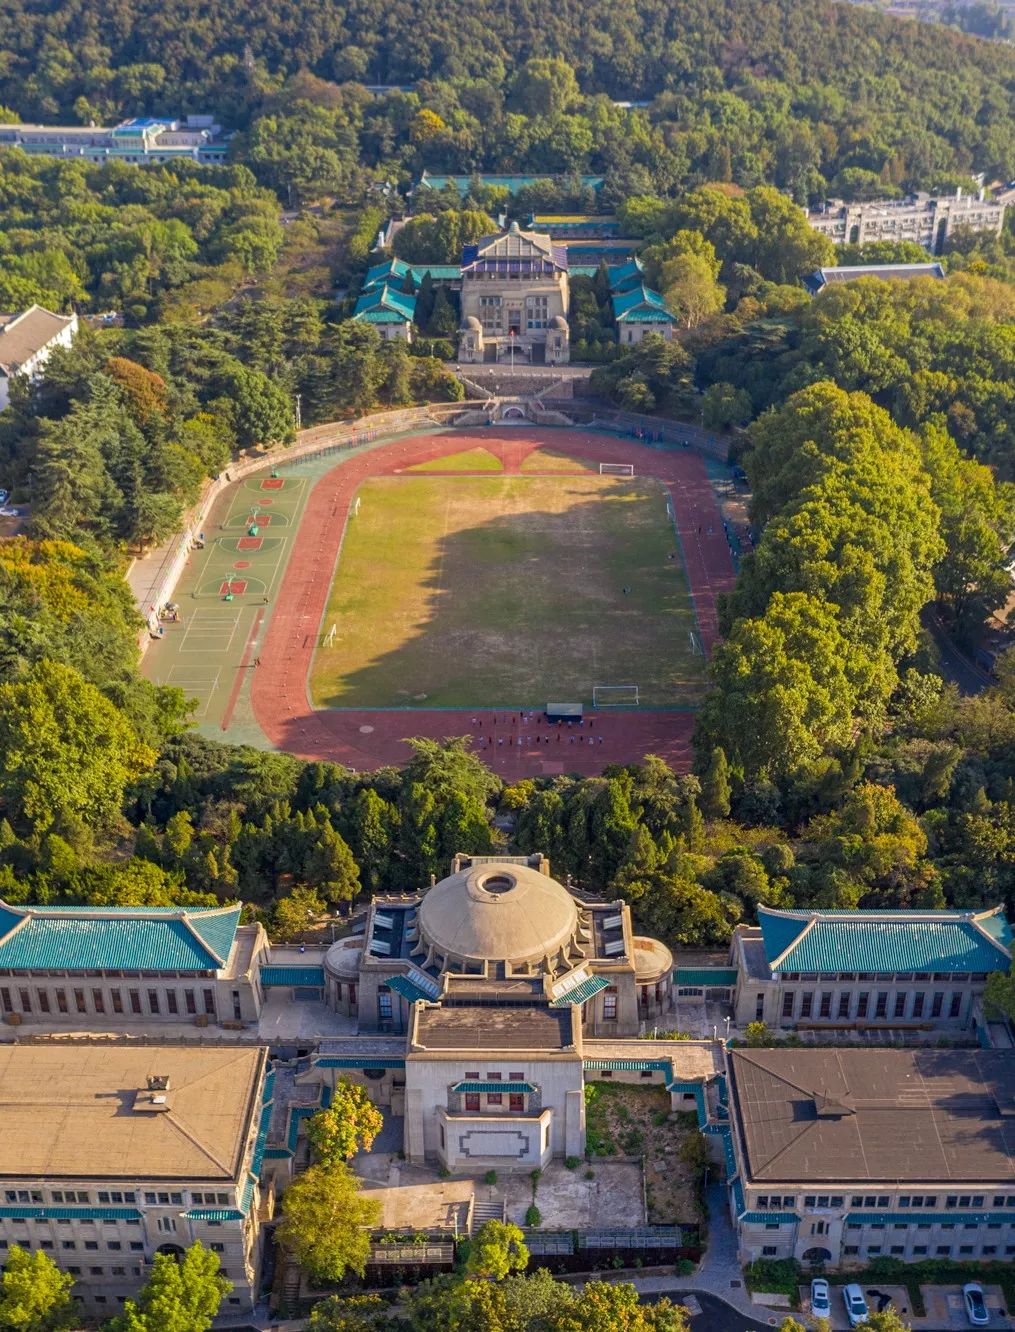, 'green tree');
541,1280,688,1331
0,1246,77,1331
306,1079,384,1163
106,1243,229,1332
0,661,155,837
700,747,732,819
659,252,725,329
276,1161,380,1284
464,1220,529,1280
271,886,325,941
307,1294,388,1331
